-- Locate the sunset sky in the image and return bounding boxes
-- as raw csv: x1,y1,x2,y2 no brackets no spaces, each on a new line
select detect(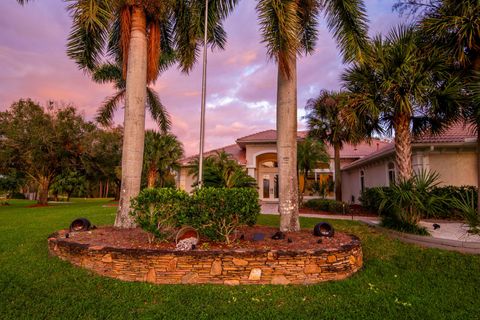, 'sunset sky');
0,0,403,156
